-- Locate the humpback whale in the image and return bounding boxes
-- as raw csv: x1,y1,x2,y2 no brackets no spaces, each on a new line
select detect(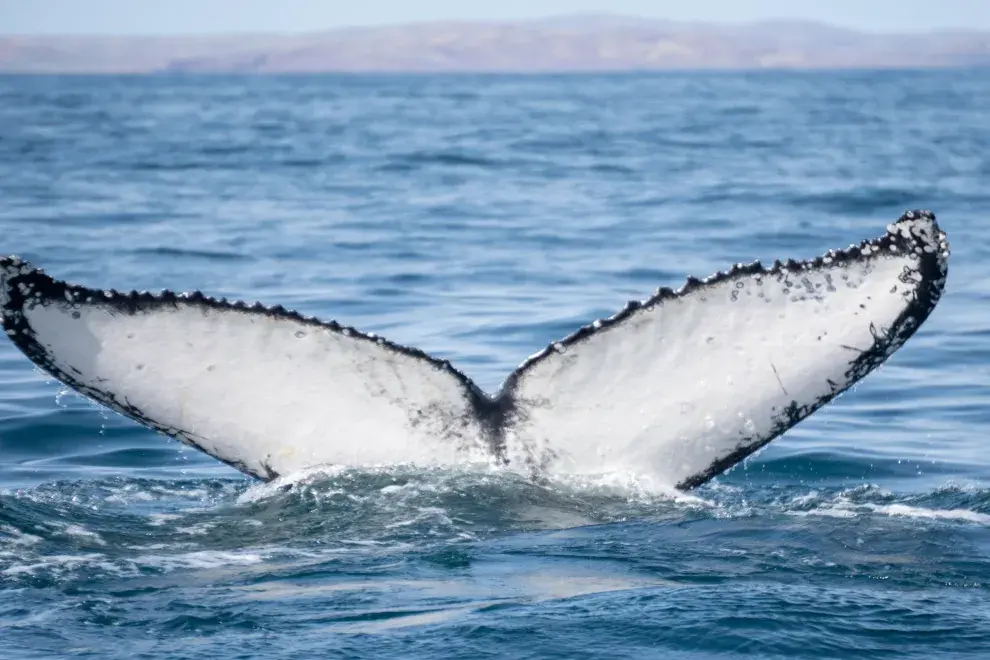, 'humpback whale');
0,210,949,490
